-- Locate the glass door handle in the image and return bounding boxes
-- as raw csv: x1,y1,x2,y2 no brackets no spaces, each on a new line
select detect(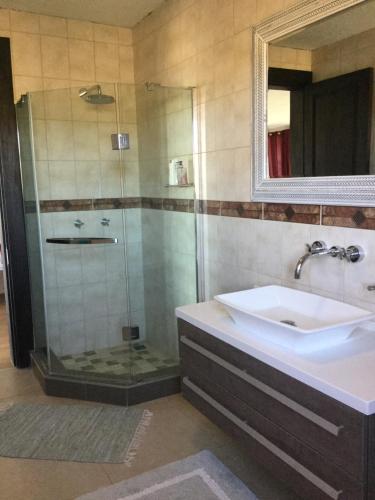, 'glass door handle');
46,237,118,245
